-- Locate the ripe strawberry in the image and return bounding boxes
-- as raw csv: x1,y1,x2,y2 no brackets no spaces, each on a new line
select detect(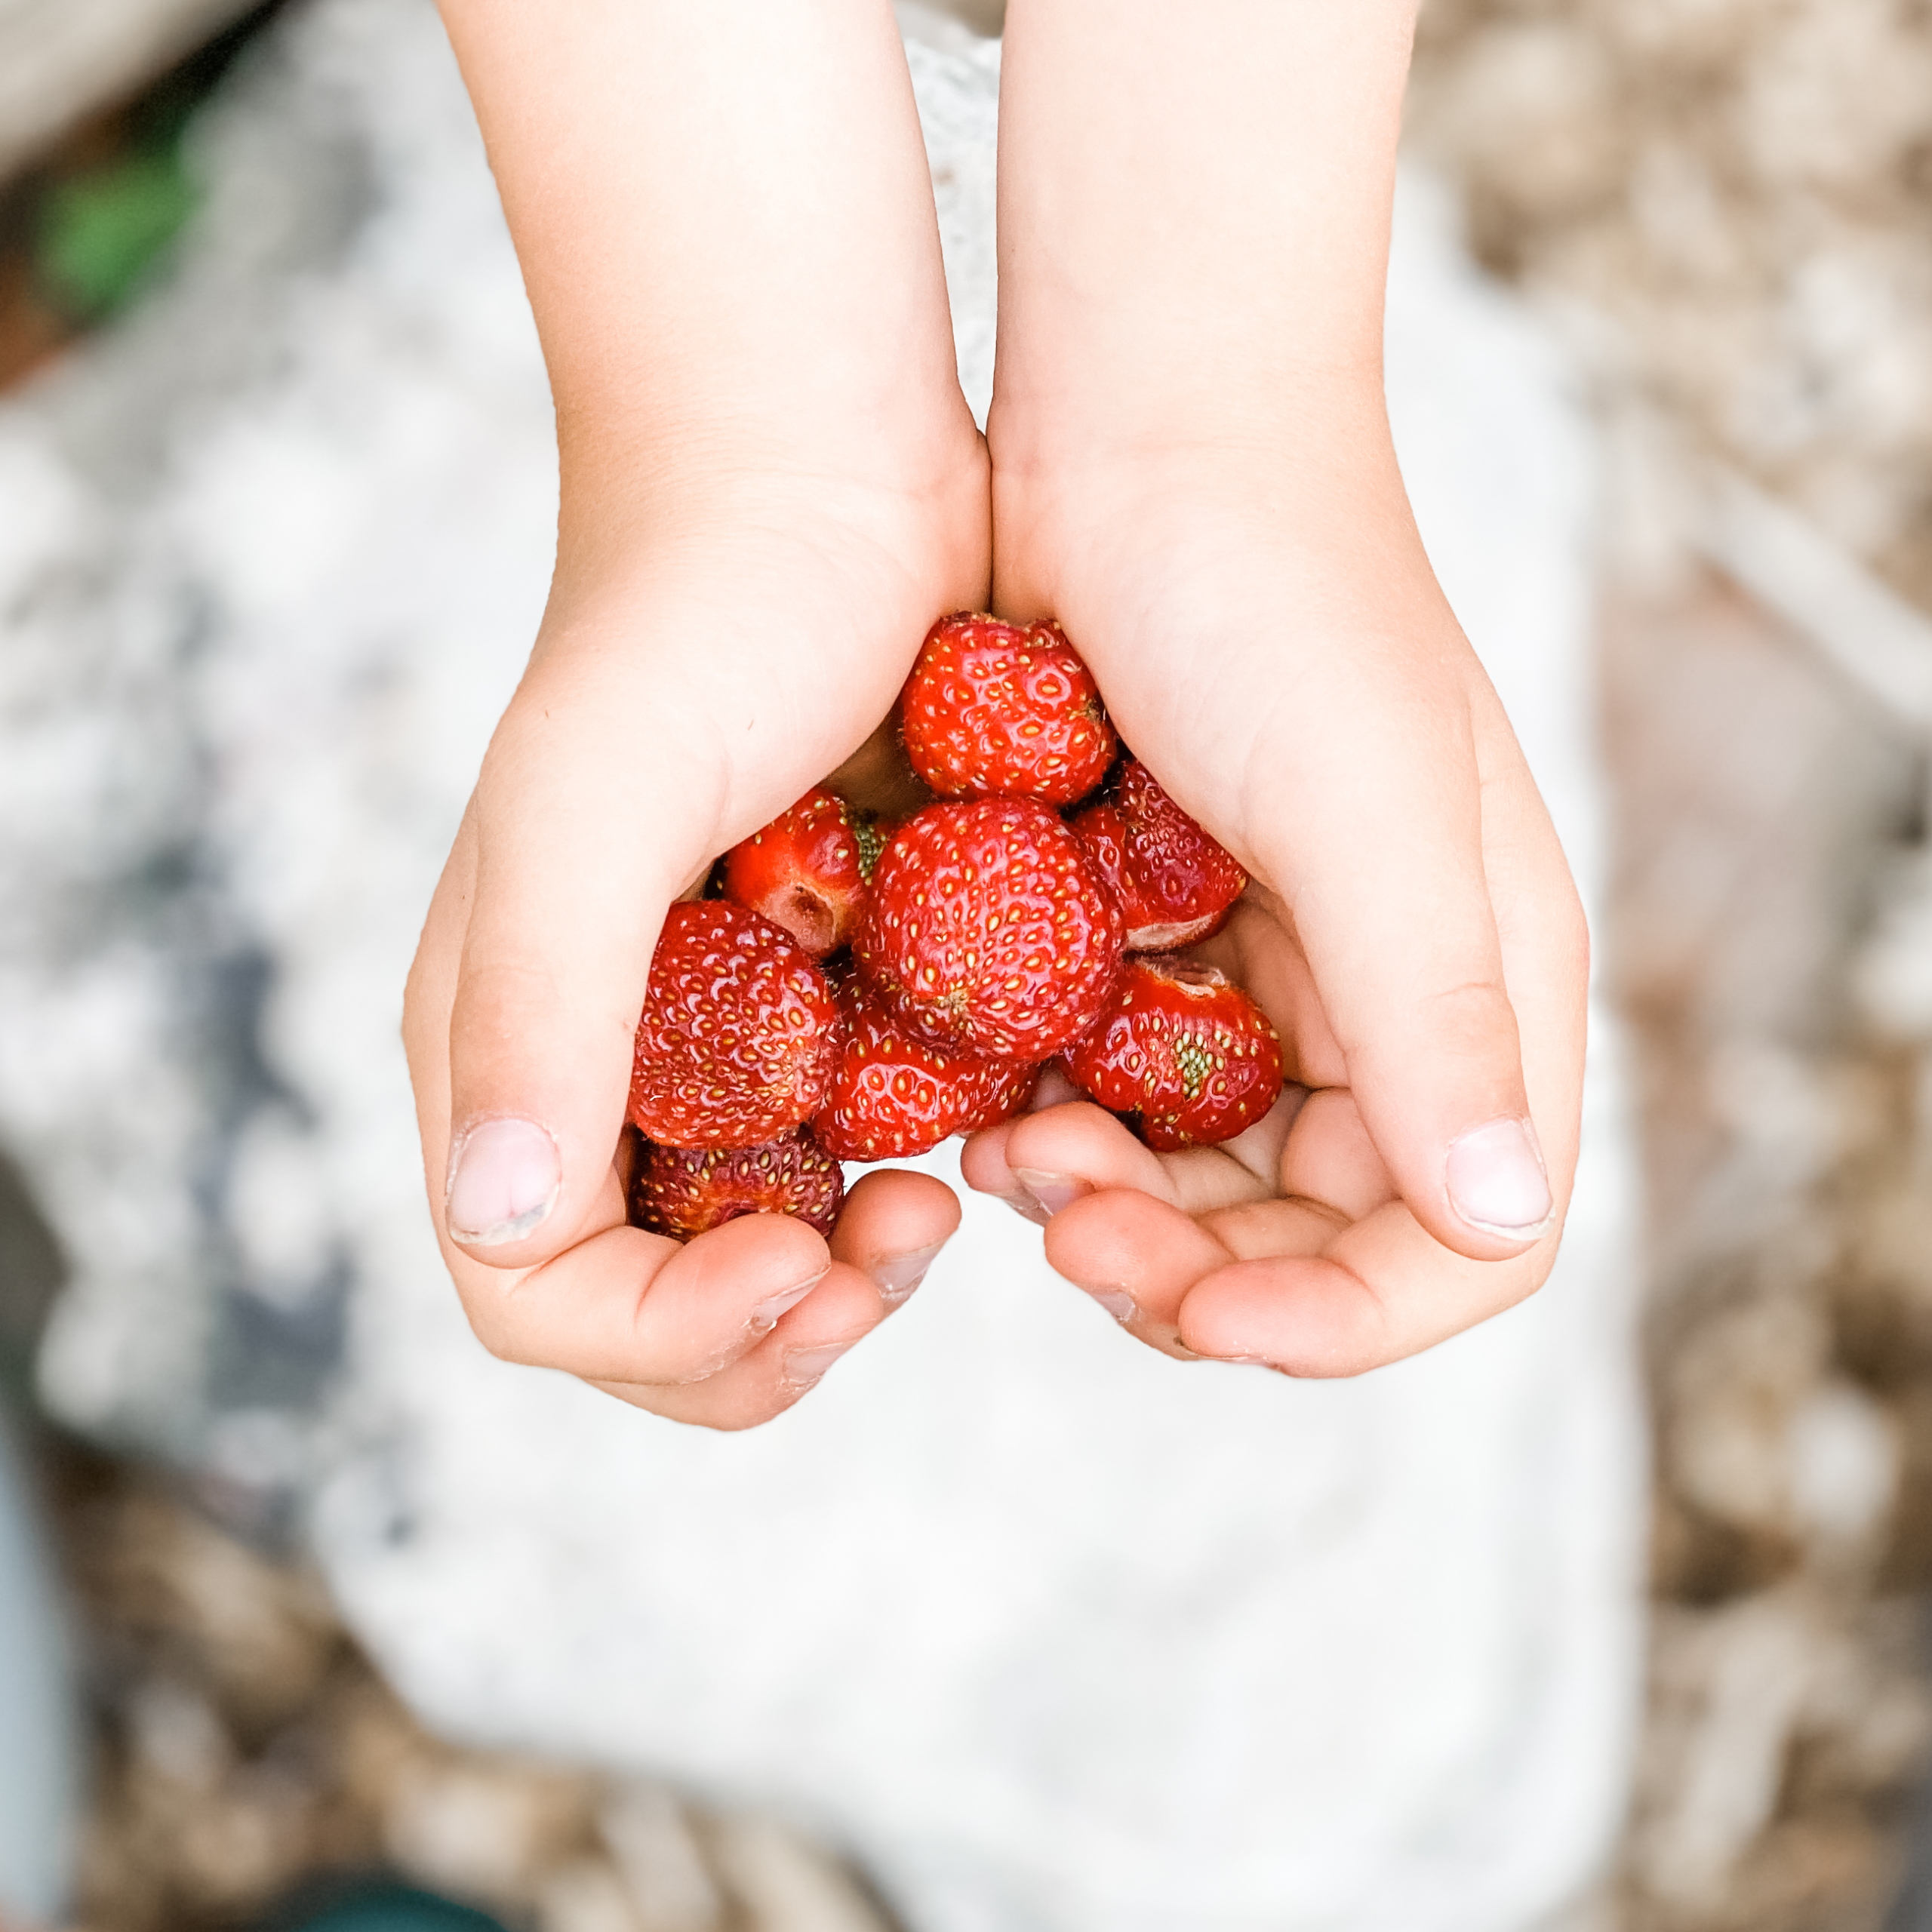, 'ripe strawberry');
955,1054,1042,1135
853,797,1124,1060
900,612,1117,805
629,901,843,1149
629,1129,844,1239
720,786,890,958
1070,760,1247,951
814,982,1036,1162
1065,956,1282,1151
